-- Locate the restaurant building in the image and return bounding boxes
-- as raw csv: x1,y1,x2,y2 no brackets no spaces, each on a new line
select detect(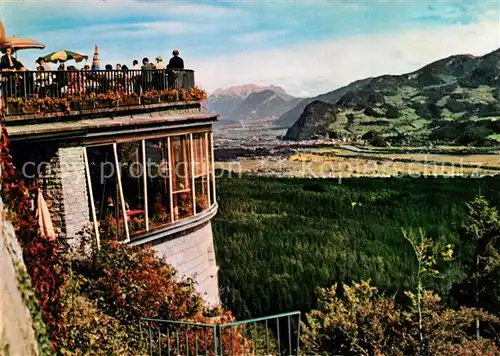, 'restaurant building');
3,68,221,306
